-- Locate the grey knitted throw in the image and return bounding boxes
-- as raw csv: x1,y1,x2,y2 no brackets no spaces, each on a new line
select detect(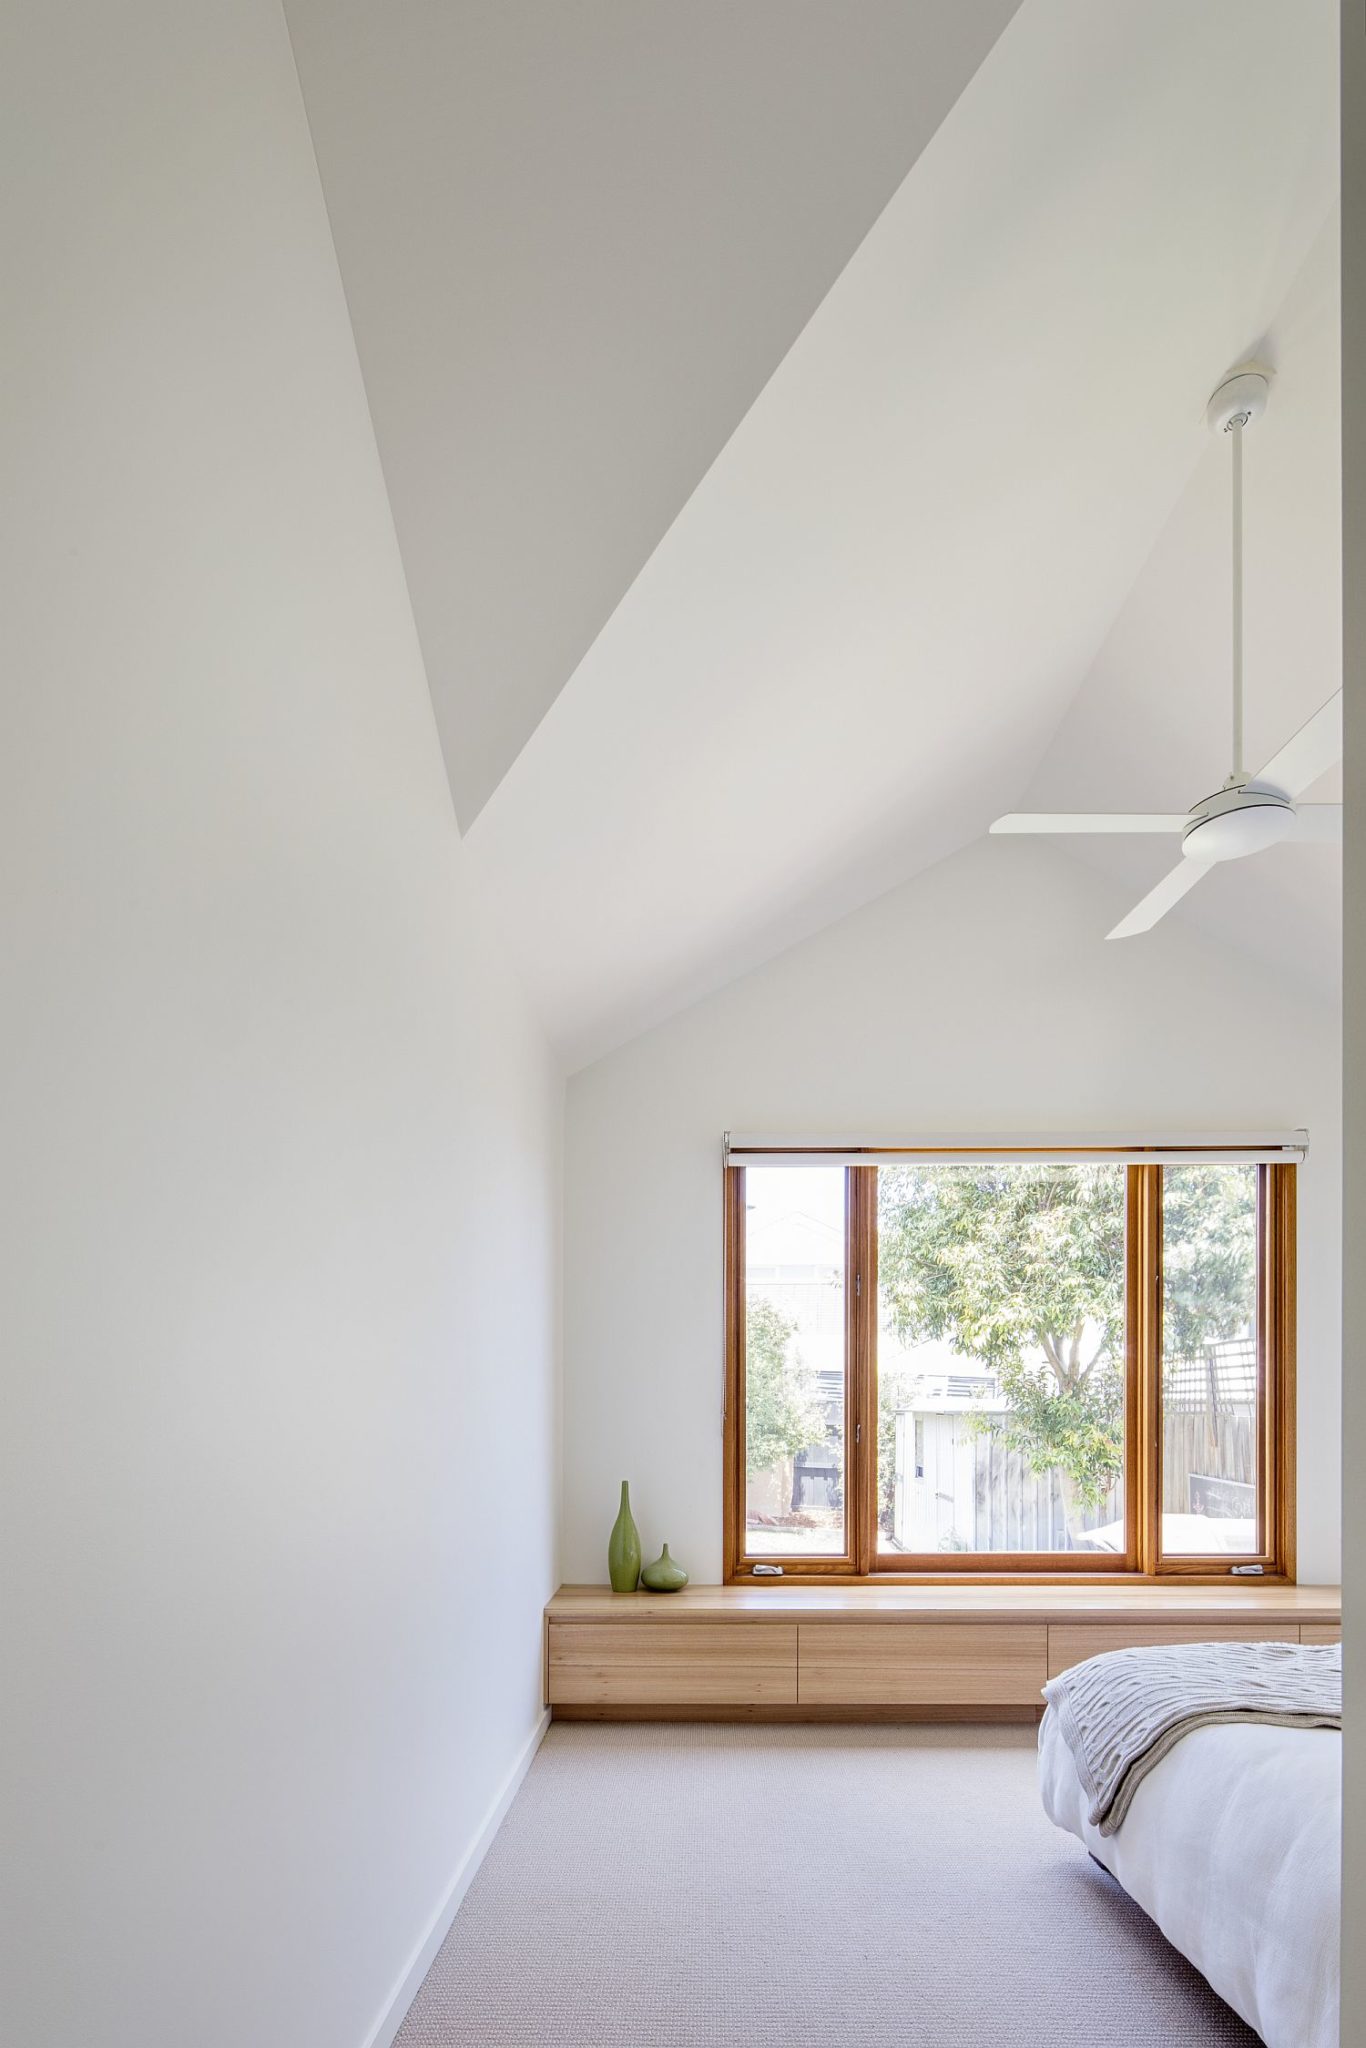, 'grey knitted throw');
1043,1637,1341,1835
